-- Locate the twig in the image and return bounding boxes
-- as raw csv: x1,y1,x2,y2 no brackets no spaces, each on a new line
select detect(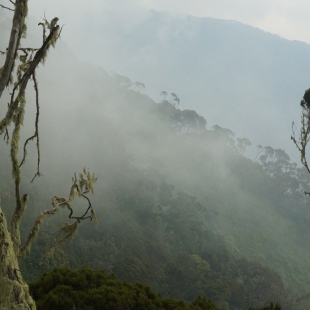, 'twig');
0,4,14,11
19,71,42,183
57,24,65,39
3,128,9,143
17,47,39,52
